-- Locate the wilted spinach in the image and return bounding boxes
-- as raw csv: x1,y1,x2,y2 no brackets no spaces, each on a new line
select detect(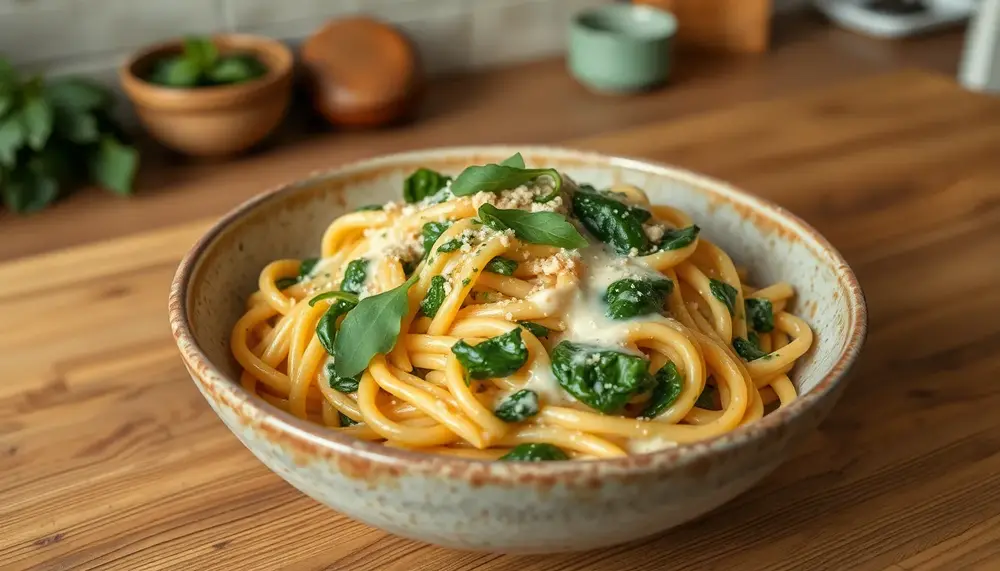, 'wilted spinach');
340,259,369,294
420,275,447,318
403,167,451,203
604,277,673,320
494,389,540,422
571,185,651,255
640,361,683,419
500,443,569,461
451,328,528,380
550,341,651,414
